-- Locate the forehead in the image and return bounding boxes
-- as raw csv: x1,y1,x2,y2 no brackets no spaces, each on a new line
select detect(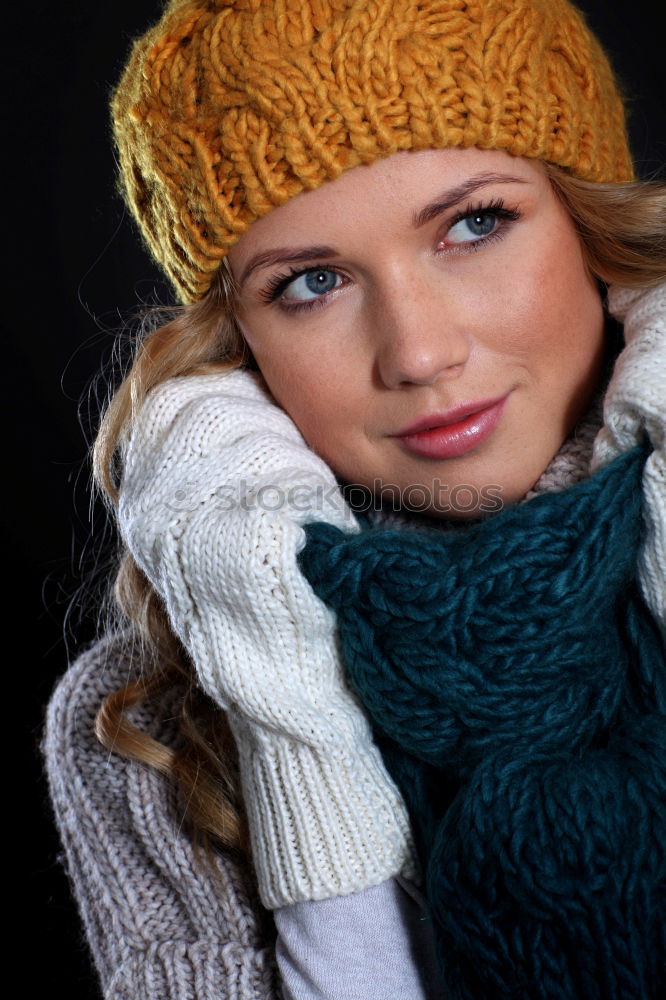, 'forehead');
228,147,547,260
